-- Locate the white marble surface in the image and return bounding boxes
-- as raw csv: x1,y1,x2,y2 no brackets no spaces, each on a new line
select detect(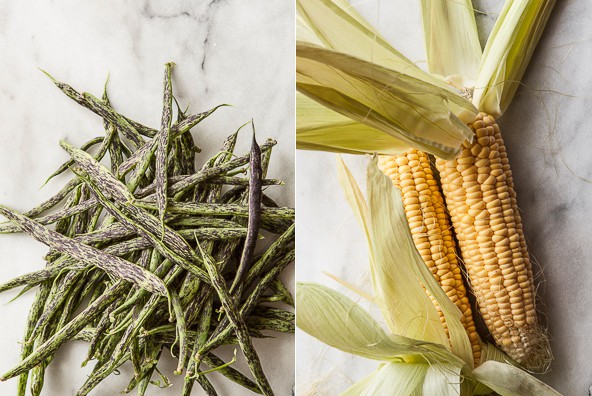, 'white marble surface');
297,1,591,395
0,1,294,395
